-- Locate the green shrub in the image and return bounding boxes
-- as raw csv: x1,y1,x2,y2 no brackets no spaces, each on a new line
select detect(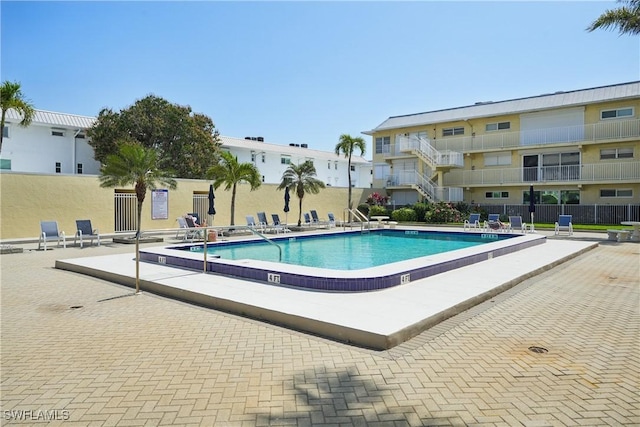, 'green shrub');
391,208,417,222
369,205,388,217
411,203,429,222
424,202,462,224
